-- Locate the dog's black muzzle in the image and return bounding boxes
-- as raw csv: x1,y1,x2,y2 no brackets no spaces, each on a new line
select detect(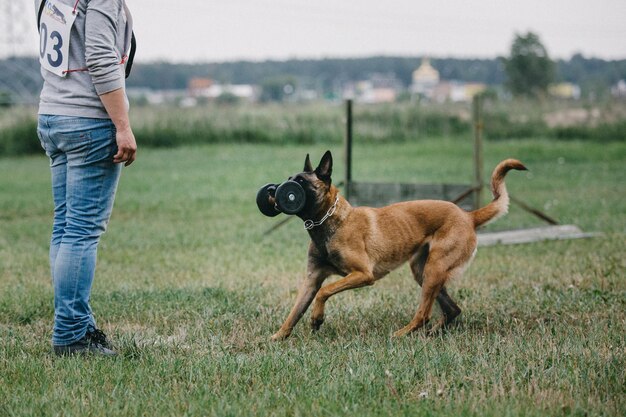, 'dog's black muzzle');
256,180,306,216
